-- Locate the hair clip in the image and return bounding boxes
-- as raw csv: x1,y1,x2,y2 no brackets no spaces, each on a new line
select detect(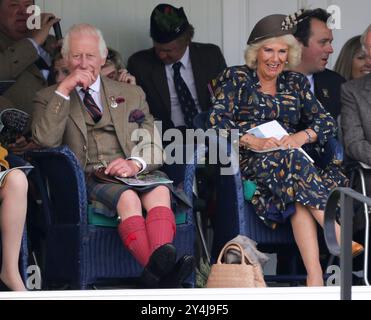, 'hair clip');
281,9,304,30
